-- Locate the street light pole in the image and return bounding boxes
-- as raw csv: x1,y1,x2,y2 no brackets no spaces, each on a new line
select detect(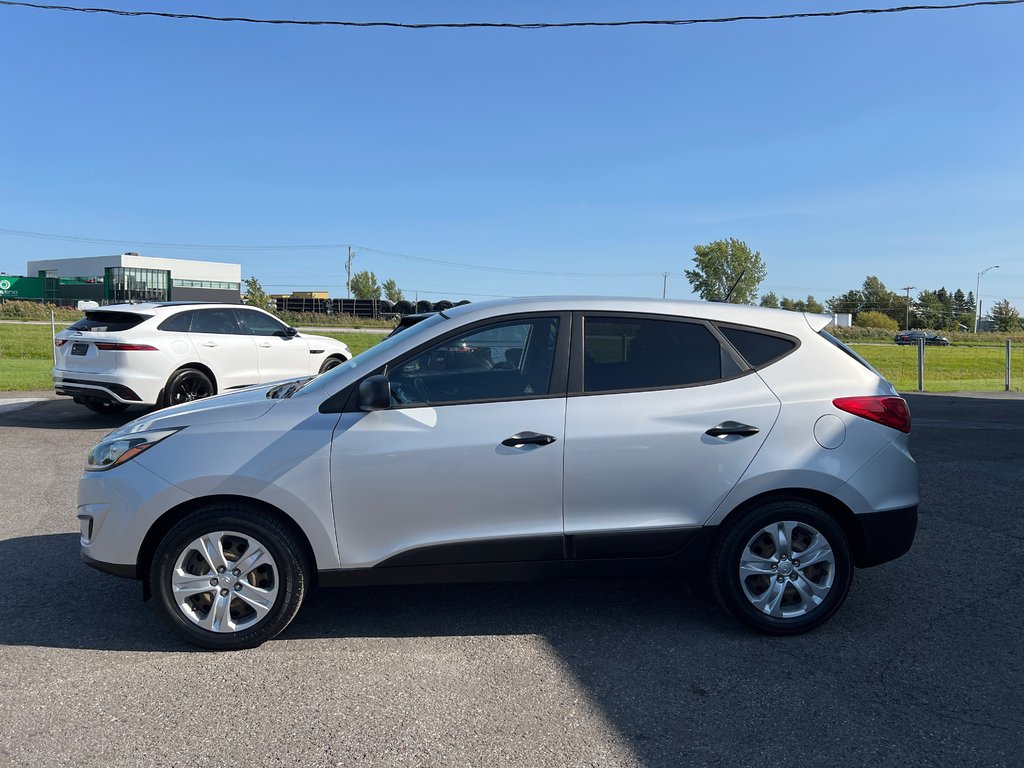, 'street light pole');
975,265,999,333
